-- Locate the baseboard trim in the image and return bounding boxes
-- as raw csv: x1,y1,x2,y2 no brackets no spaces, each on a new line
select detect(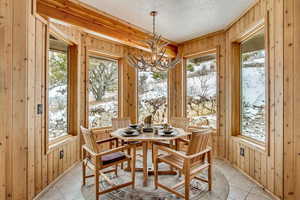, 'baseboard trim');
33,161,80,200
